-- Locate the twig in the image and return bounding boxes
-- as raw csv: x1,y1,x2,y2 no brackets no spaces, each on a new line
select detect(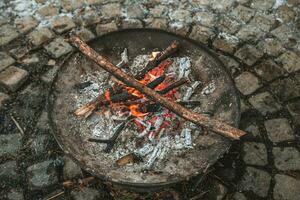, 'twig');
69,36,246,140
10,115,24,135
46,191,64,200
